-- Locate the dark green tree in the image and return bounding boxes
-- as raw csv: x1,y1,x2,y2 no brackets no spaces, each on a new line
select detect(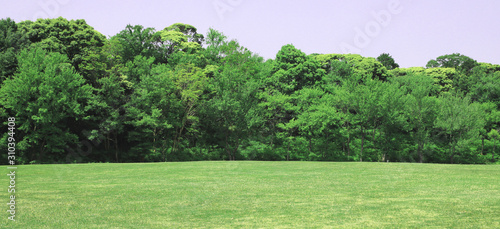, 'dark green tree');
112,24,161,64
426,53,478,74
0,18,30,83
376,53,399,70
